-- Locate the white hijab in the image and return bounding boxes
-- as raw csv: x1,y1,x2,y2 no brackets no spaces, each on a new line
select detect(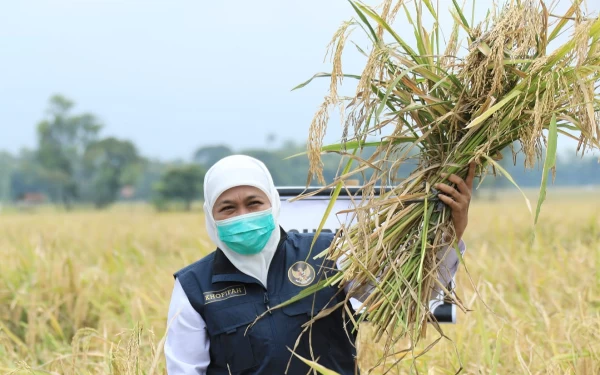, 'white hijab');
203,155,281,287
